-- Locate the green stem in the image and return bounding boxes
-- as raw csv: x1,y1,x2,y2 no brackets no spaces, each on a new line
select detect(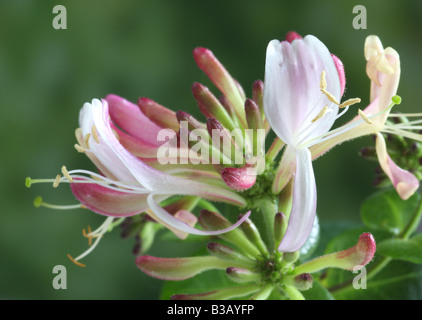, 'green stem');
399,192,422,240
